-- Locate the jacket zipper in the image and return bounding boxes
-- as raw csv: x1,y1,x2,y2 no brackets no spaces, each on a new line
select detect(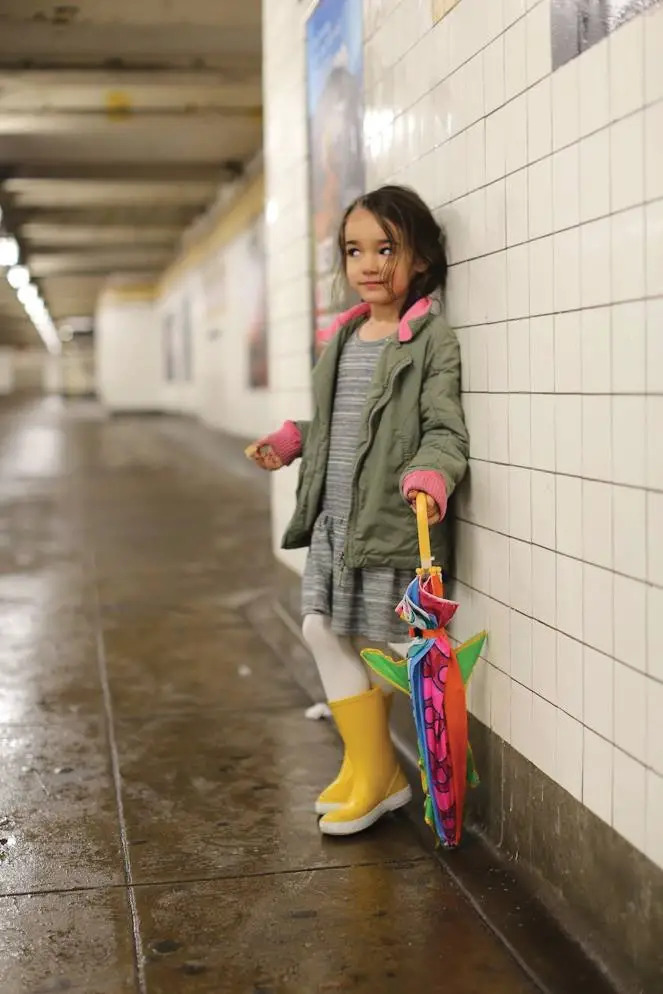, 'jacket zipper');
340,356,412,573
